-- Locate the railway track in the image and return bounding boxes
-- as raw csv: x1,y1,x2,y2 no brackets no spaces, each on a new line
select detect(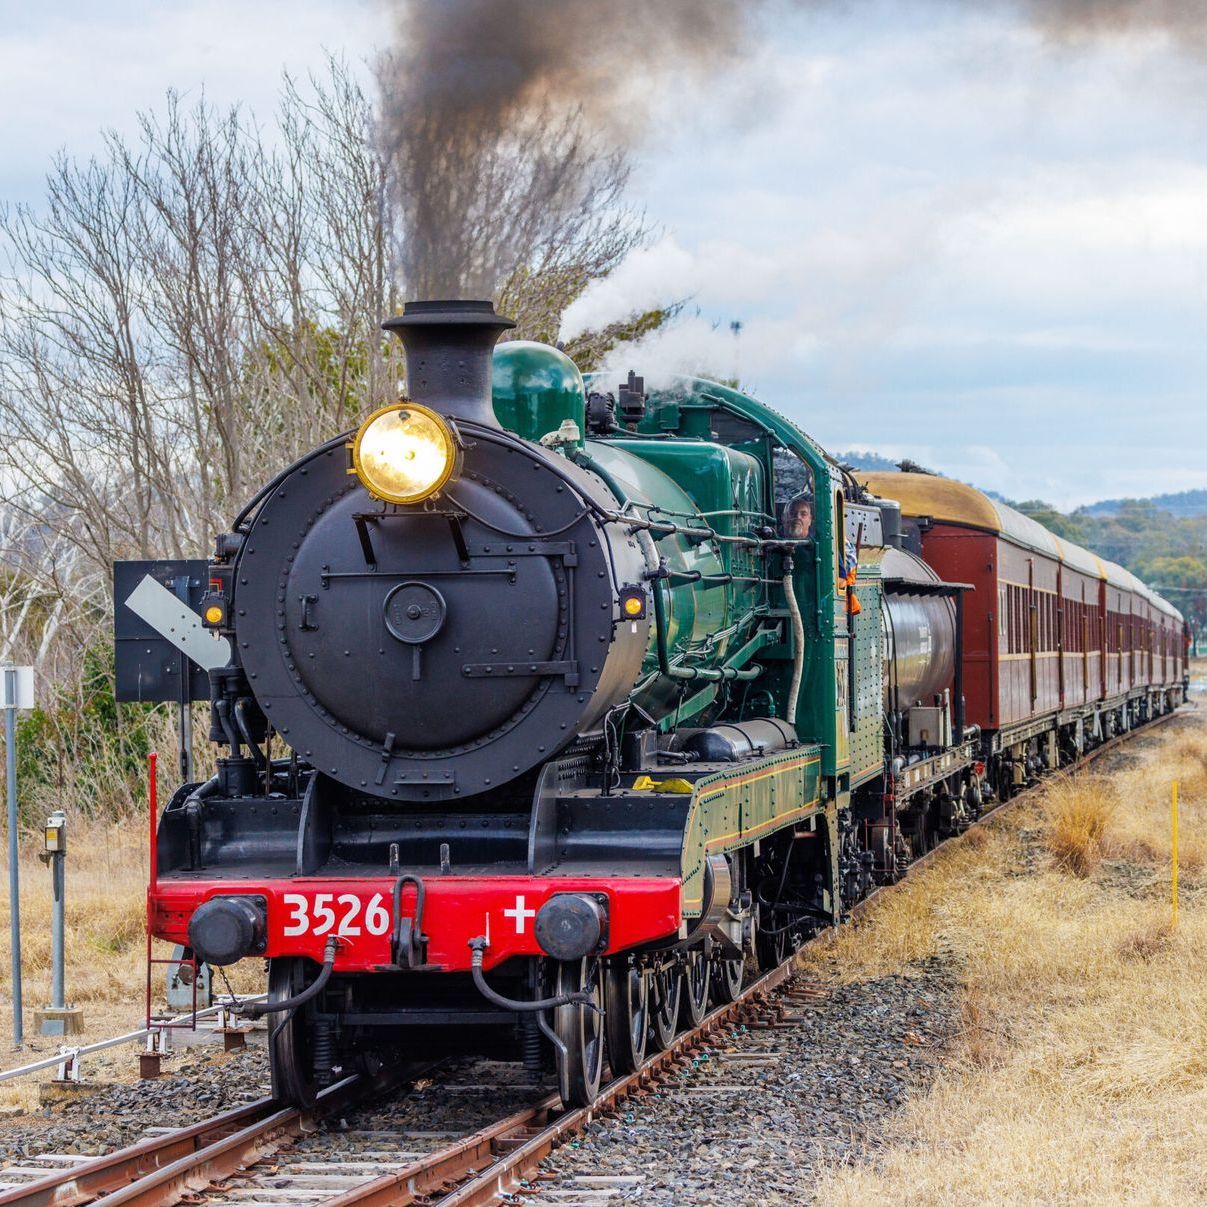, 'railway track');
0,710,1184,1207
0,1069,402,1207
